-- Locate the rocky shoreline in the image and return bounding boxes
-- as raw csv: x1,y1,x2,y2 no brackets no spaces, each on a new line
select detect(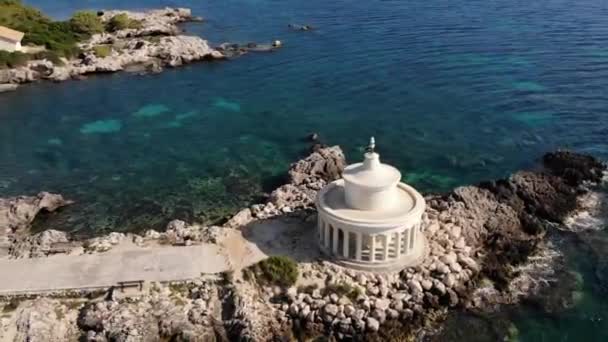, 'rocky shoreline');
0,146,606,341
0,7,279,93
